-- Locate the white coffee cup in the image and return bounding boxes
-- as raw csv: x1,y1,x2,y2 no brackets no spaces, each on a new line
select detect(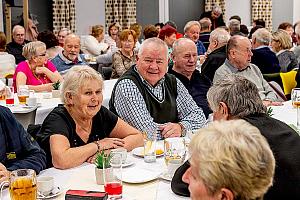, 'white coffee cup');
37,176,54,196
111,147,127,163
26,97,37,106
